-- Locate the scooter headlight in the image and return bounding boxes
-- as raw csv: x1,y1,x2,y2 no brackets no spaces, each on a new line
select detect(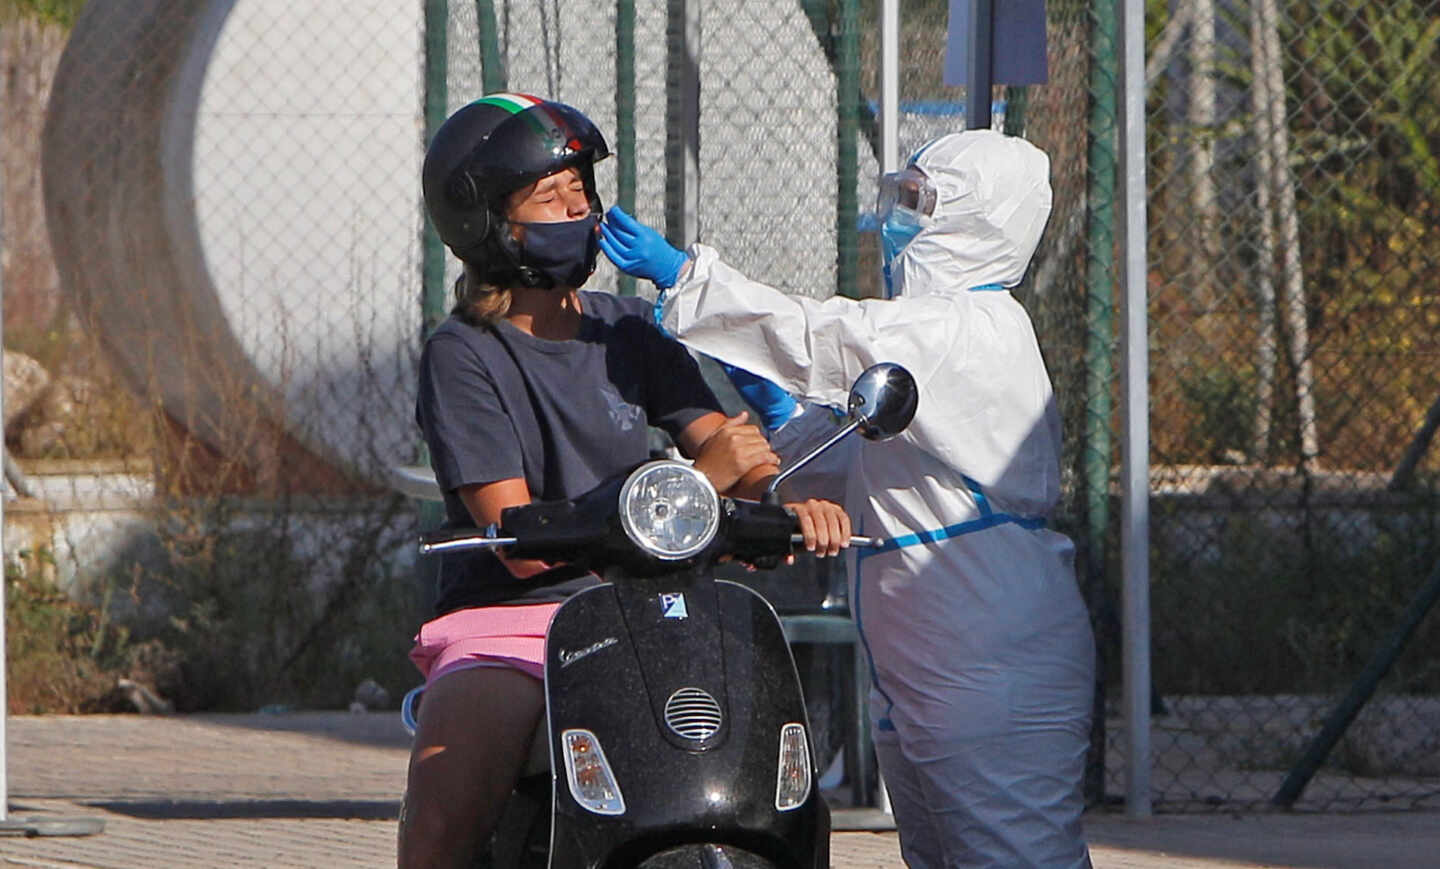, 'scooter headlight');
618,460,721,560
775,722,812,811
